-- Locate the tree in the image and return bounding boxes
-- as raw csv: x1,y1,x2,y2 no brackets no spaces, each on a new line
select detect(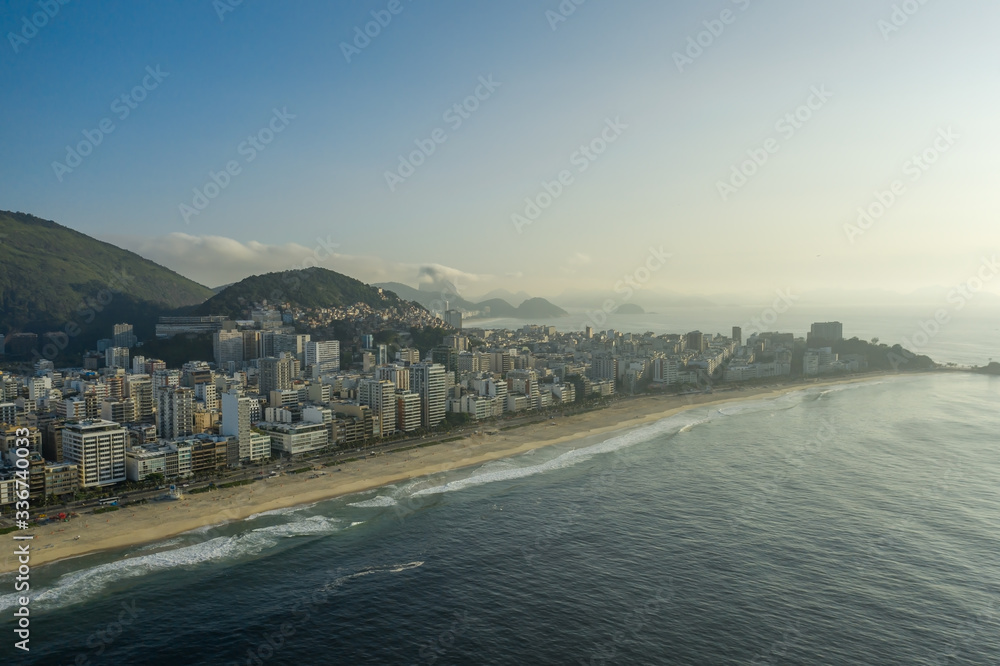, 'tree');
145,472,166,486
